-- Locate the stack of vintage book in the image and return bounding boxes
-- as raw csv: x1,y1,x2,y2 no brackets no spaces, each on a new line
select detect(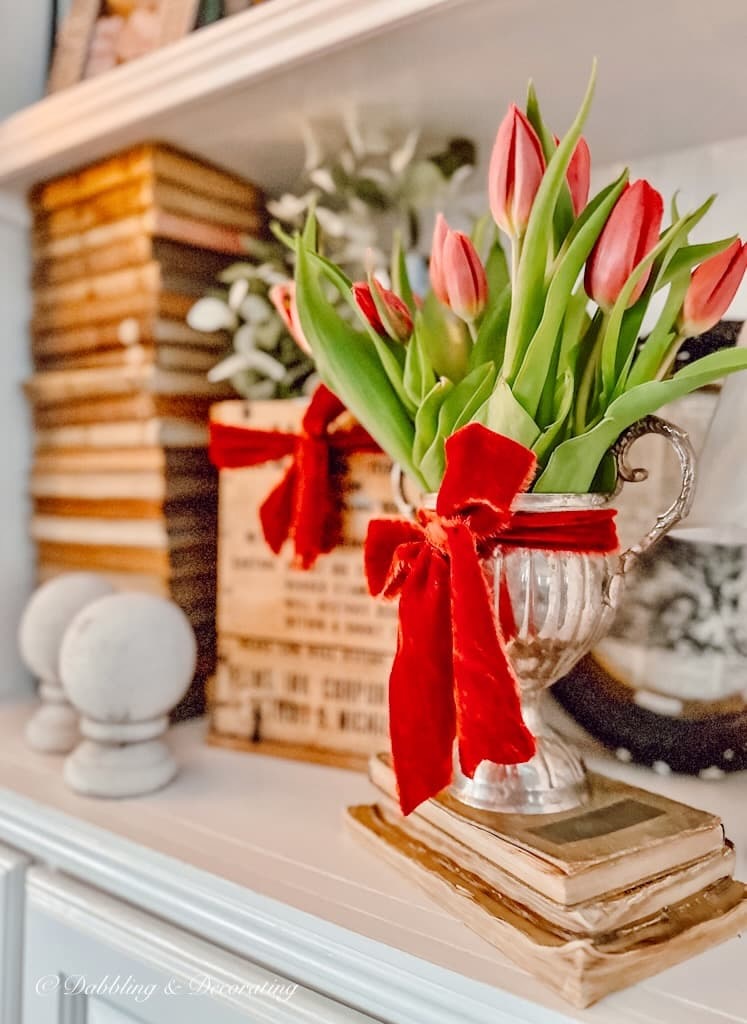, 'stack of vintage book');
26,143,267,712
349,753,747,1007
